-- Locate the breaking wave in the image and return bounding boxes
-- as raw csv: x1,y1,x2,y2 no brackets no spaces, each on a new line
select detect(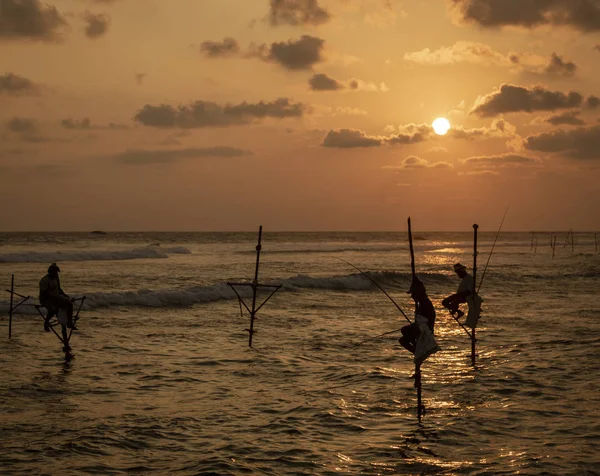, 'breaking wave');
0,246,191,263
0,271,453,312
